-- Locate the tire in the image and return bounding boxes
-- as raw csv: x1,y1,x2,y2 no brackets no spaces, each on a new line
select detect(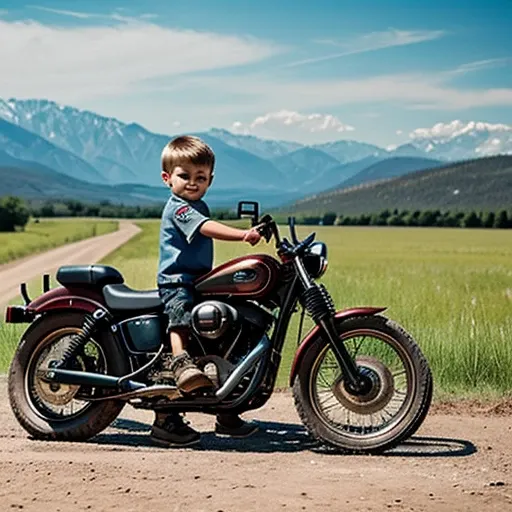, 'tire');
8,311,130,442
293,315,433,454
